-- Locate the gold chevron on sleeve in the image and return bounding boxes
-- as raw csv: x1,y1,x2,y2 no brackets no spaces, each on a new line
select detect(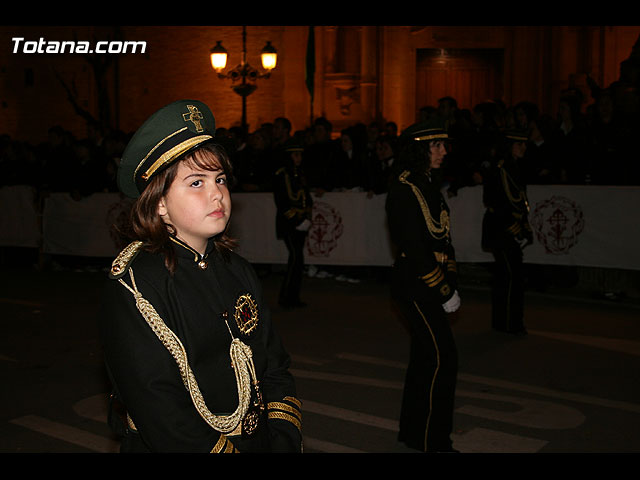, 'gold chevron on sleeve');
419,266,445,287
267,397,303,432
506,222,522,235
